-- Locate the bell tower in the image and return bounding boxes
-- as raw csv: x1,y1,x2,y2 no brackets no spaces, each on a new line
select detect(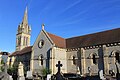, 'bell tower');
16,7,31,51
